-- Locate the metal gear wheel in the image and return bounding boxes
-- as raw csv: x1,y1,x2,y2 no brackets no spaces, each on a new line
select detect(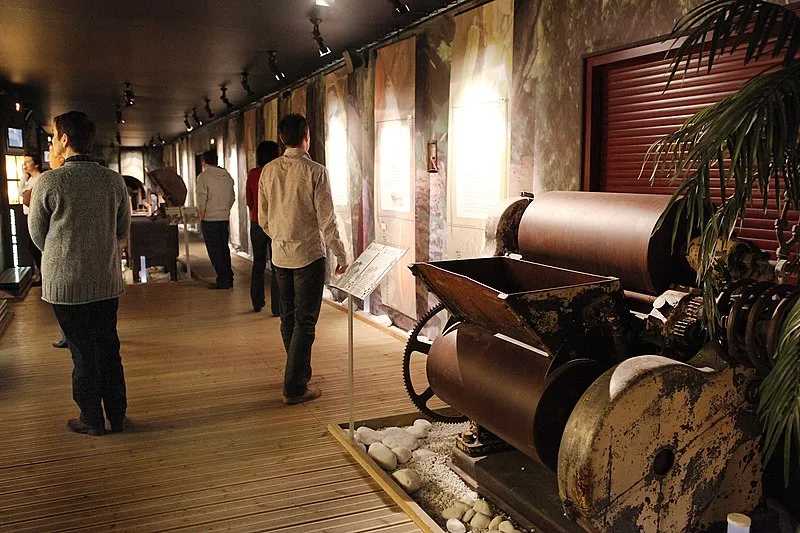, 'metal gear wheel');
403,303,467,423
